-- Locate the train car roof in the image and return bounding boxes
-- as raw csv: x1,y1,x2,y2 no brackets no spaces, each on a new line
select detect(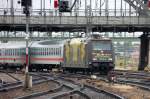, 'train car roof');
31,39,66,48
0,42,26,48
